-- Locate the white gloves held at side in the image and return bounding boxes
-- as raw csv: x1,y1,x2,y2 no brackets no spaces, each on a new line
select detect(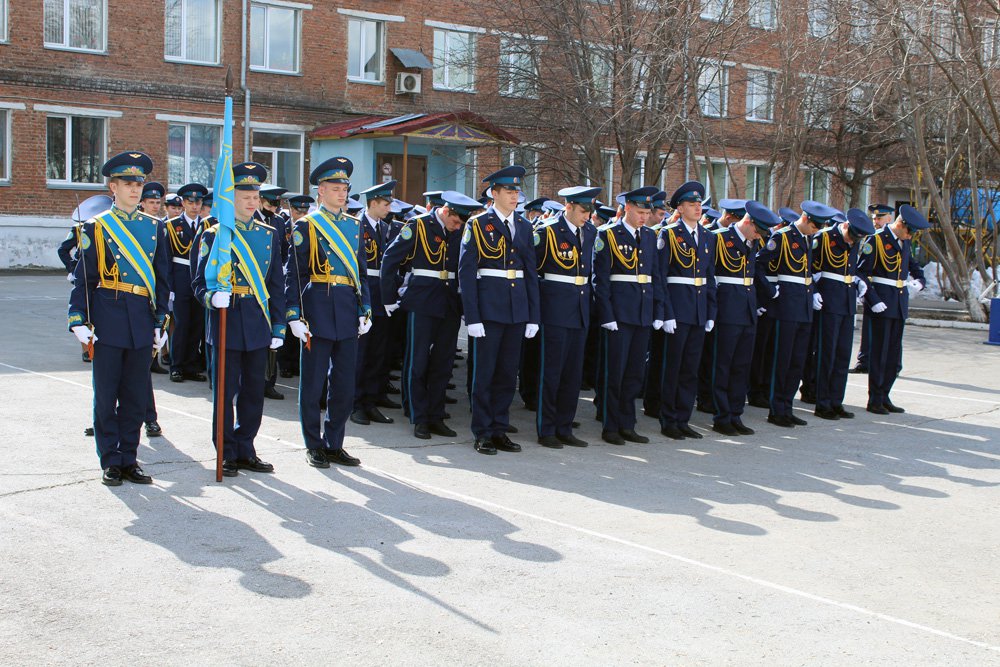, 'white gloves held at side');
210,291,231,309
908,278,924,292
524,323,539,339
467,323,486,338
71,325,96,345
289,319,311,343
704,320,715,333
812,293,824,311
269,337,283,350
856,279,867,299
385,303,400,317
664,319,677,334
153,327,168,351
601,321,618,332
872,302,888,314
358,317,372,336
772,284,781,299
